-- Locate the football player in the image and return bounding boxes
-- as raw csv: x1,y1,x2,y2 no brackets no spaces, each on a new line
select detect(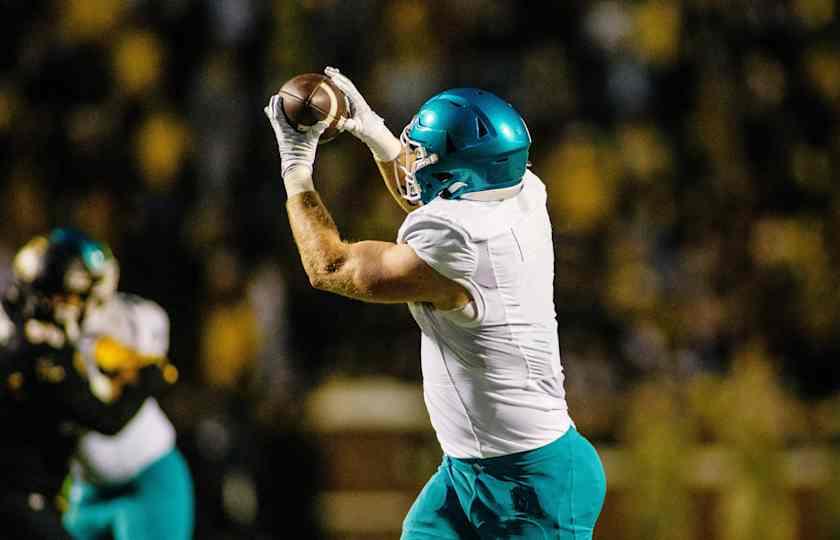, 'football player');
264,70,607,539
0,229,173,539
62,292,193,540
